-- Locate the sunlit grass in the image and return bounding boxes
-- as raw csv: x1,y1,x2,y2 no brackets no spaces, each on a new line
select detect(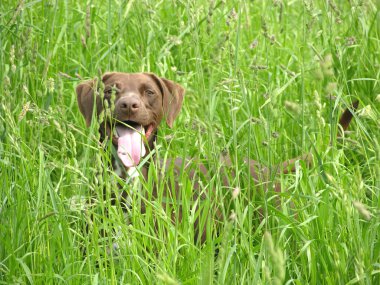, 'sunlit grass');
1,0,379,284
